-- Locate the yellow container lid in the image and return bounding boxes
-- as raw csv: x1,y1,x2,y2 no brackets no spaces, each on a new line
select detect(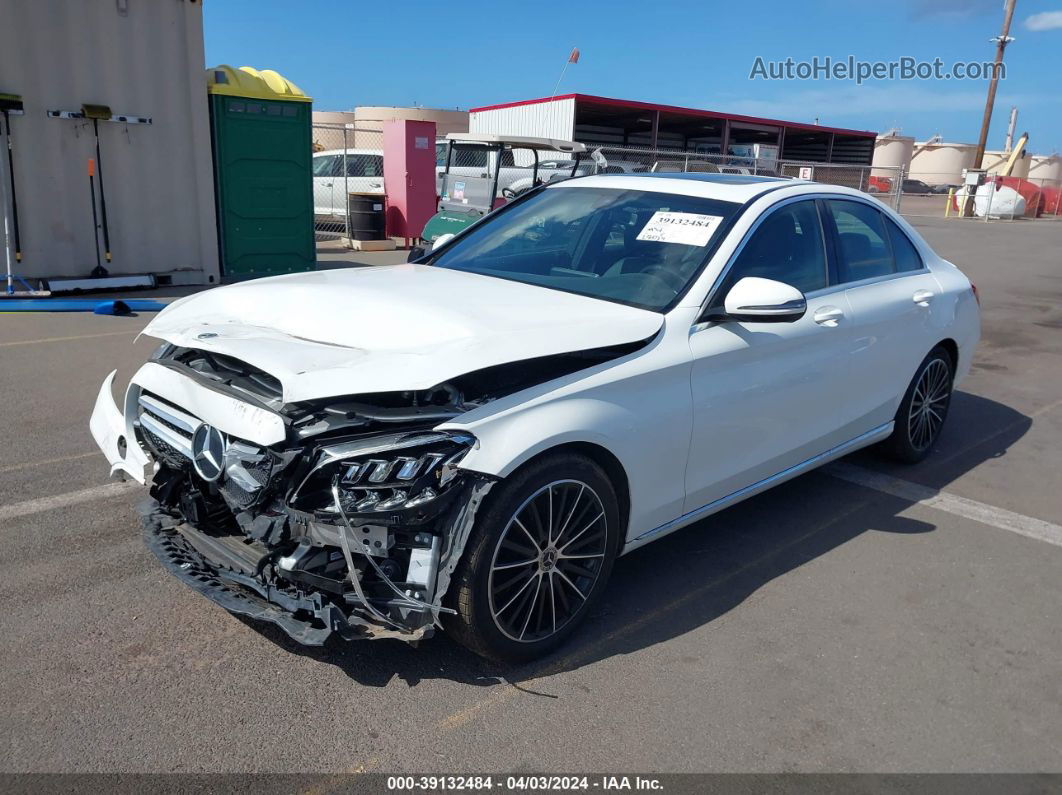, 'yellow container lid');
207,65,311,103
